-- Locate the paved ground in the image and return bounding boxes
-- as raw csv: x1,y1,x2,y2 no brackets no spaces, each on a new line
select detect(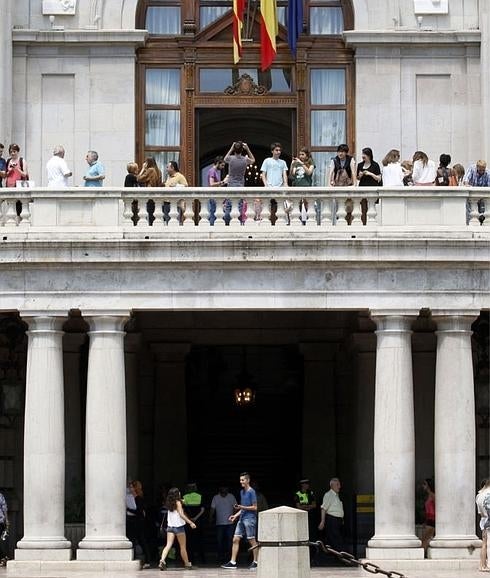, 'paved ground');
1,565,488,577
